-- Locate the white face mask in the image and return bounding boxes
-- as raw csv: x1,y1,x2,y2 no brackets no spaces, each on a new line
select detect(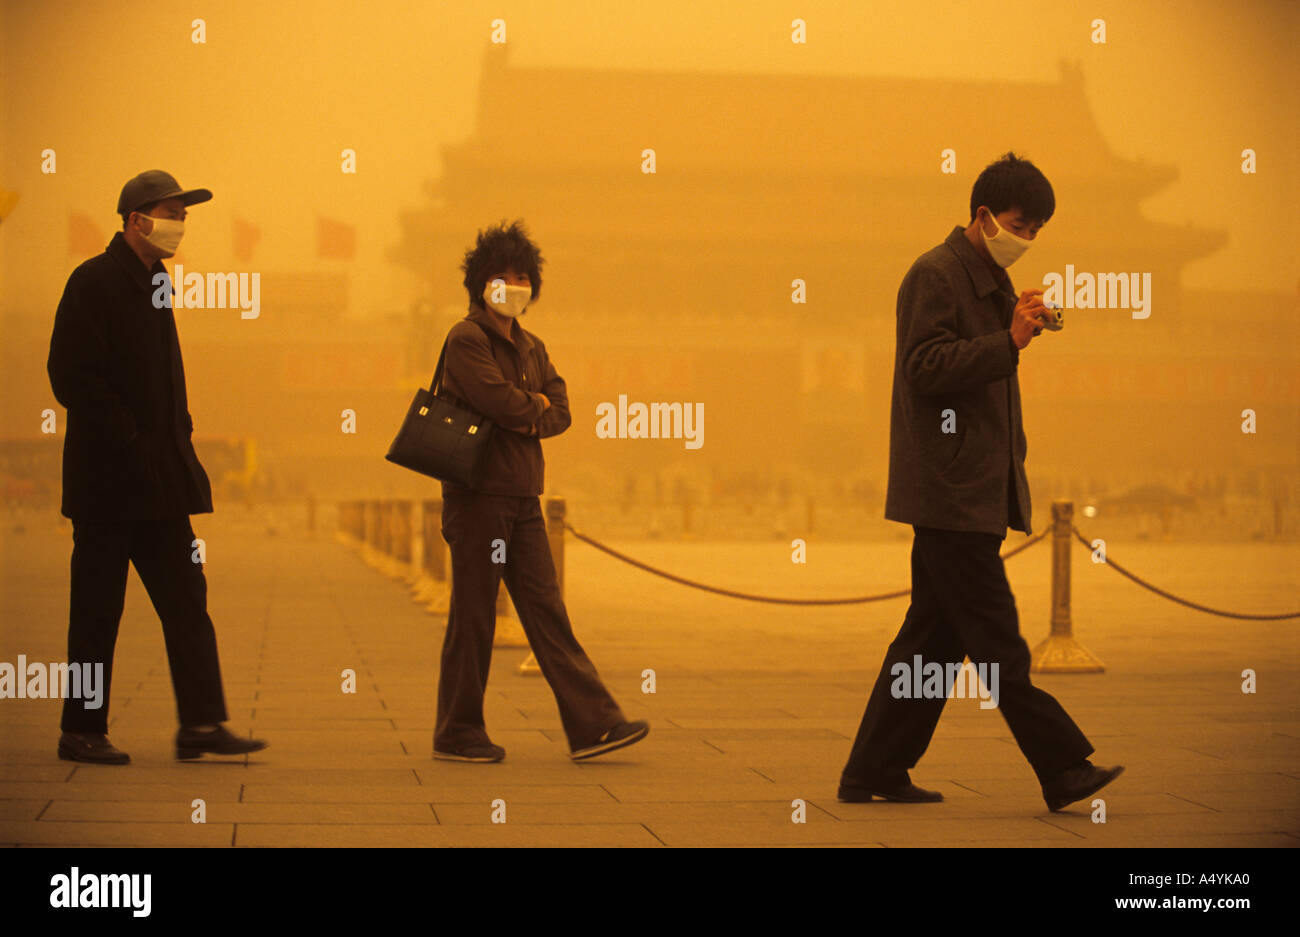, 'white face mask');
482,281,532,317
980,209,1033,268
139,213,184,254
